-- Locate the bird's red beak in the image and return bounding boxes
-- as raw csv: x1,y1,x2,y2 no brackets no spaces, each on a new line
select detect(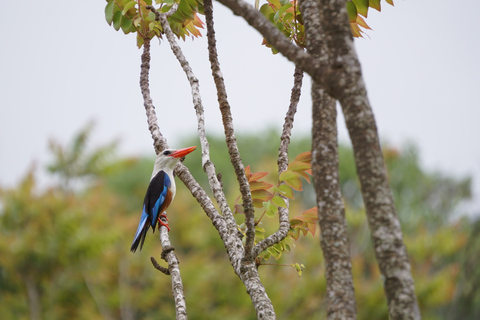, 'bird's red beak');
170,146,197,158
